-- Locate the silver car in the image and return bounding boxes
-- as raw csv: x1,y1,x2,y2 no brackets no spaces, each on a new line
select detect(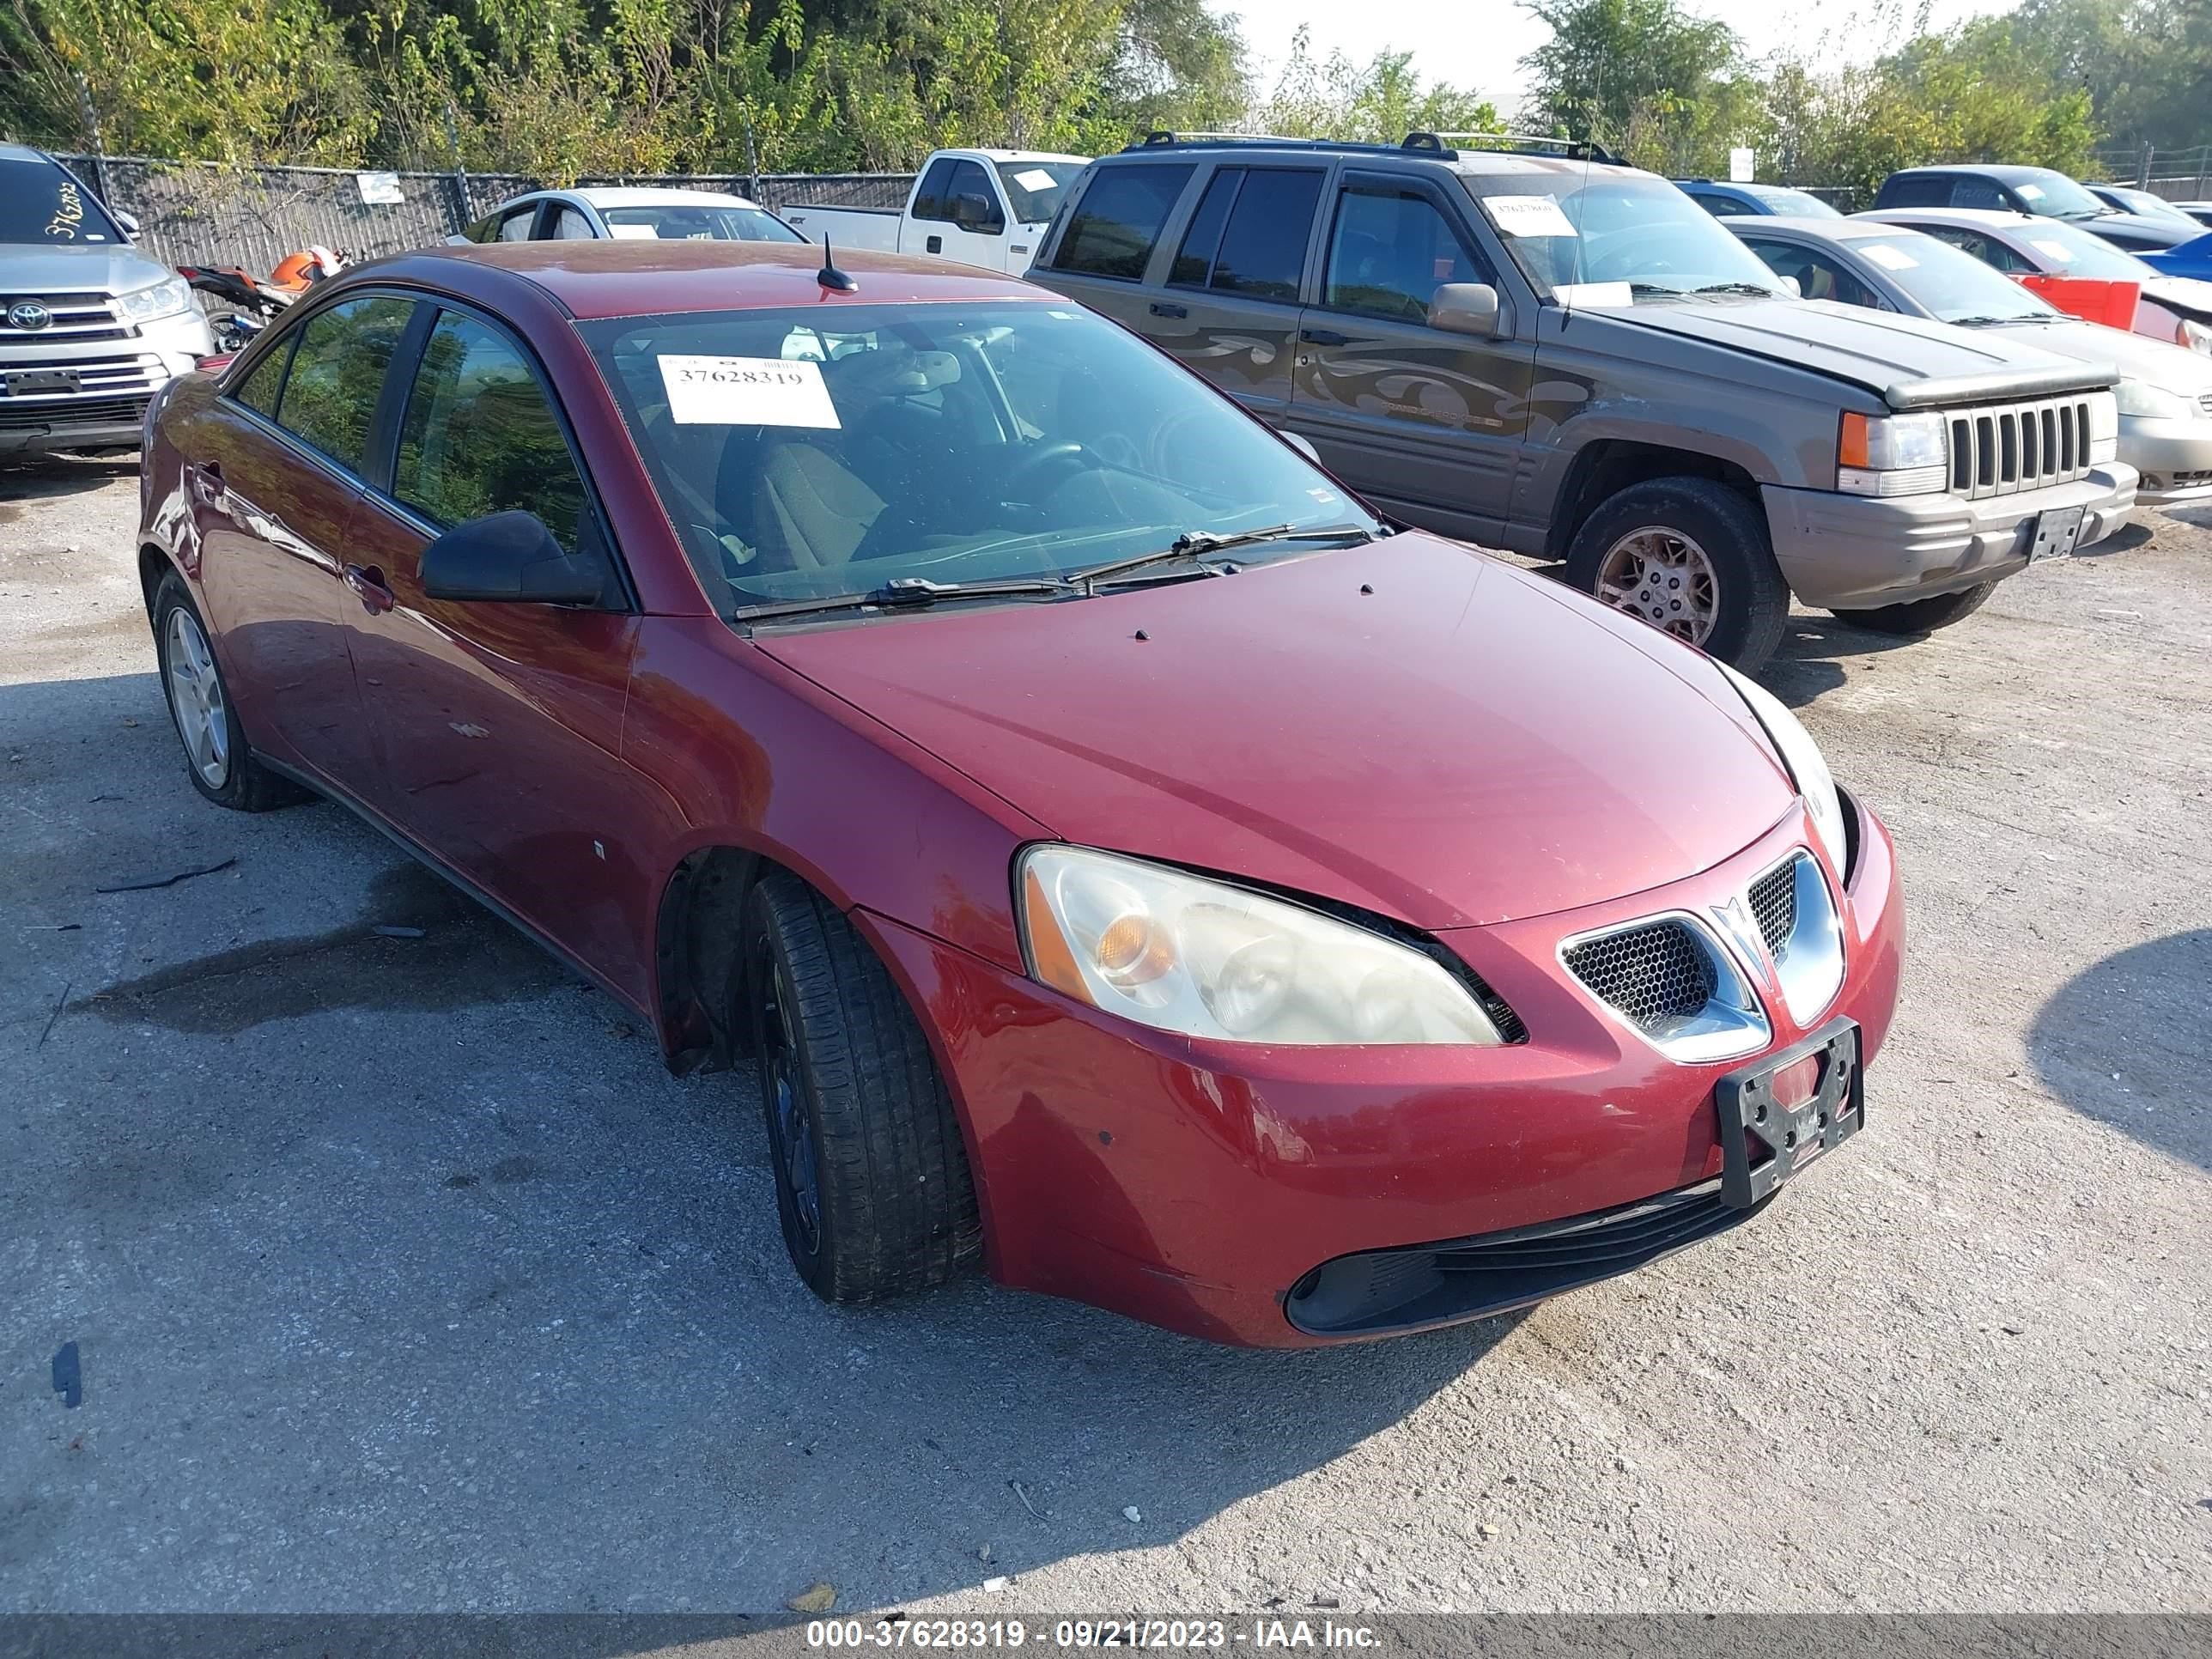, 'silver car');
1732,215,2212,507
1,143,213,456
